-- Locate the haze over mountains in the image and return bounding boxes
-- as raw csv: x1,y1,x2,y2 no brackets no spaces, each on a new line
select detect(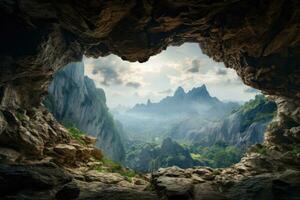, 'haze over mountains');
123,94,276,172
45,61,276,172
113,84,239,142
166,95,277,147
130,85,238,118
